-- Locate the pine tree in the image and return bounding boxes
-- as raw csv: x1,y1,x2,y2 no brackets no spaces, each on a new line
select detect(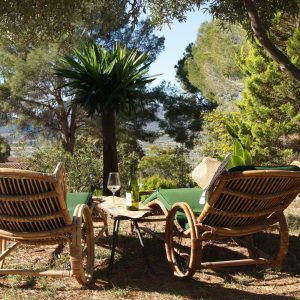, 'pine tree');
232,18,300,164
176,21,248,105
